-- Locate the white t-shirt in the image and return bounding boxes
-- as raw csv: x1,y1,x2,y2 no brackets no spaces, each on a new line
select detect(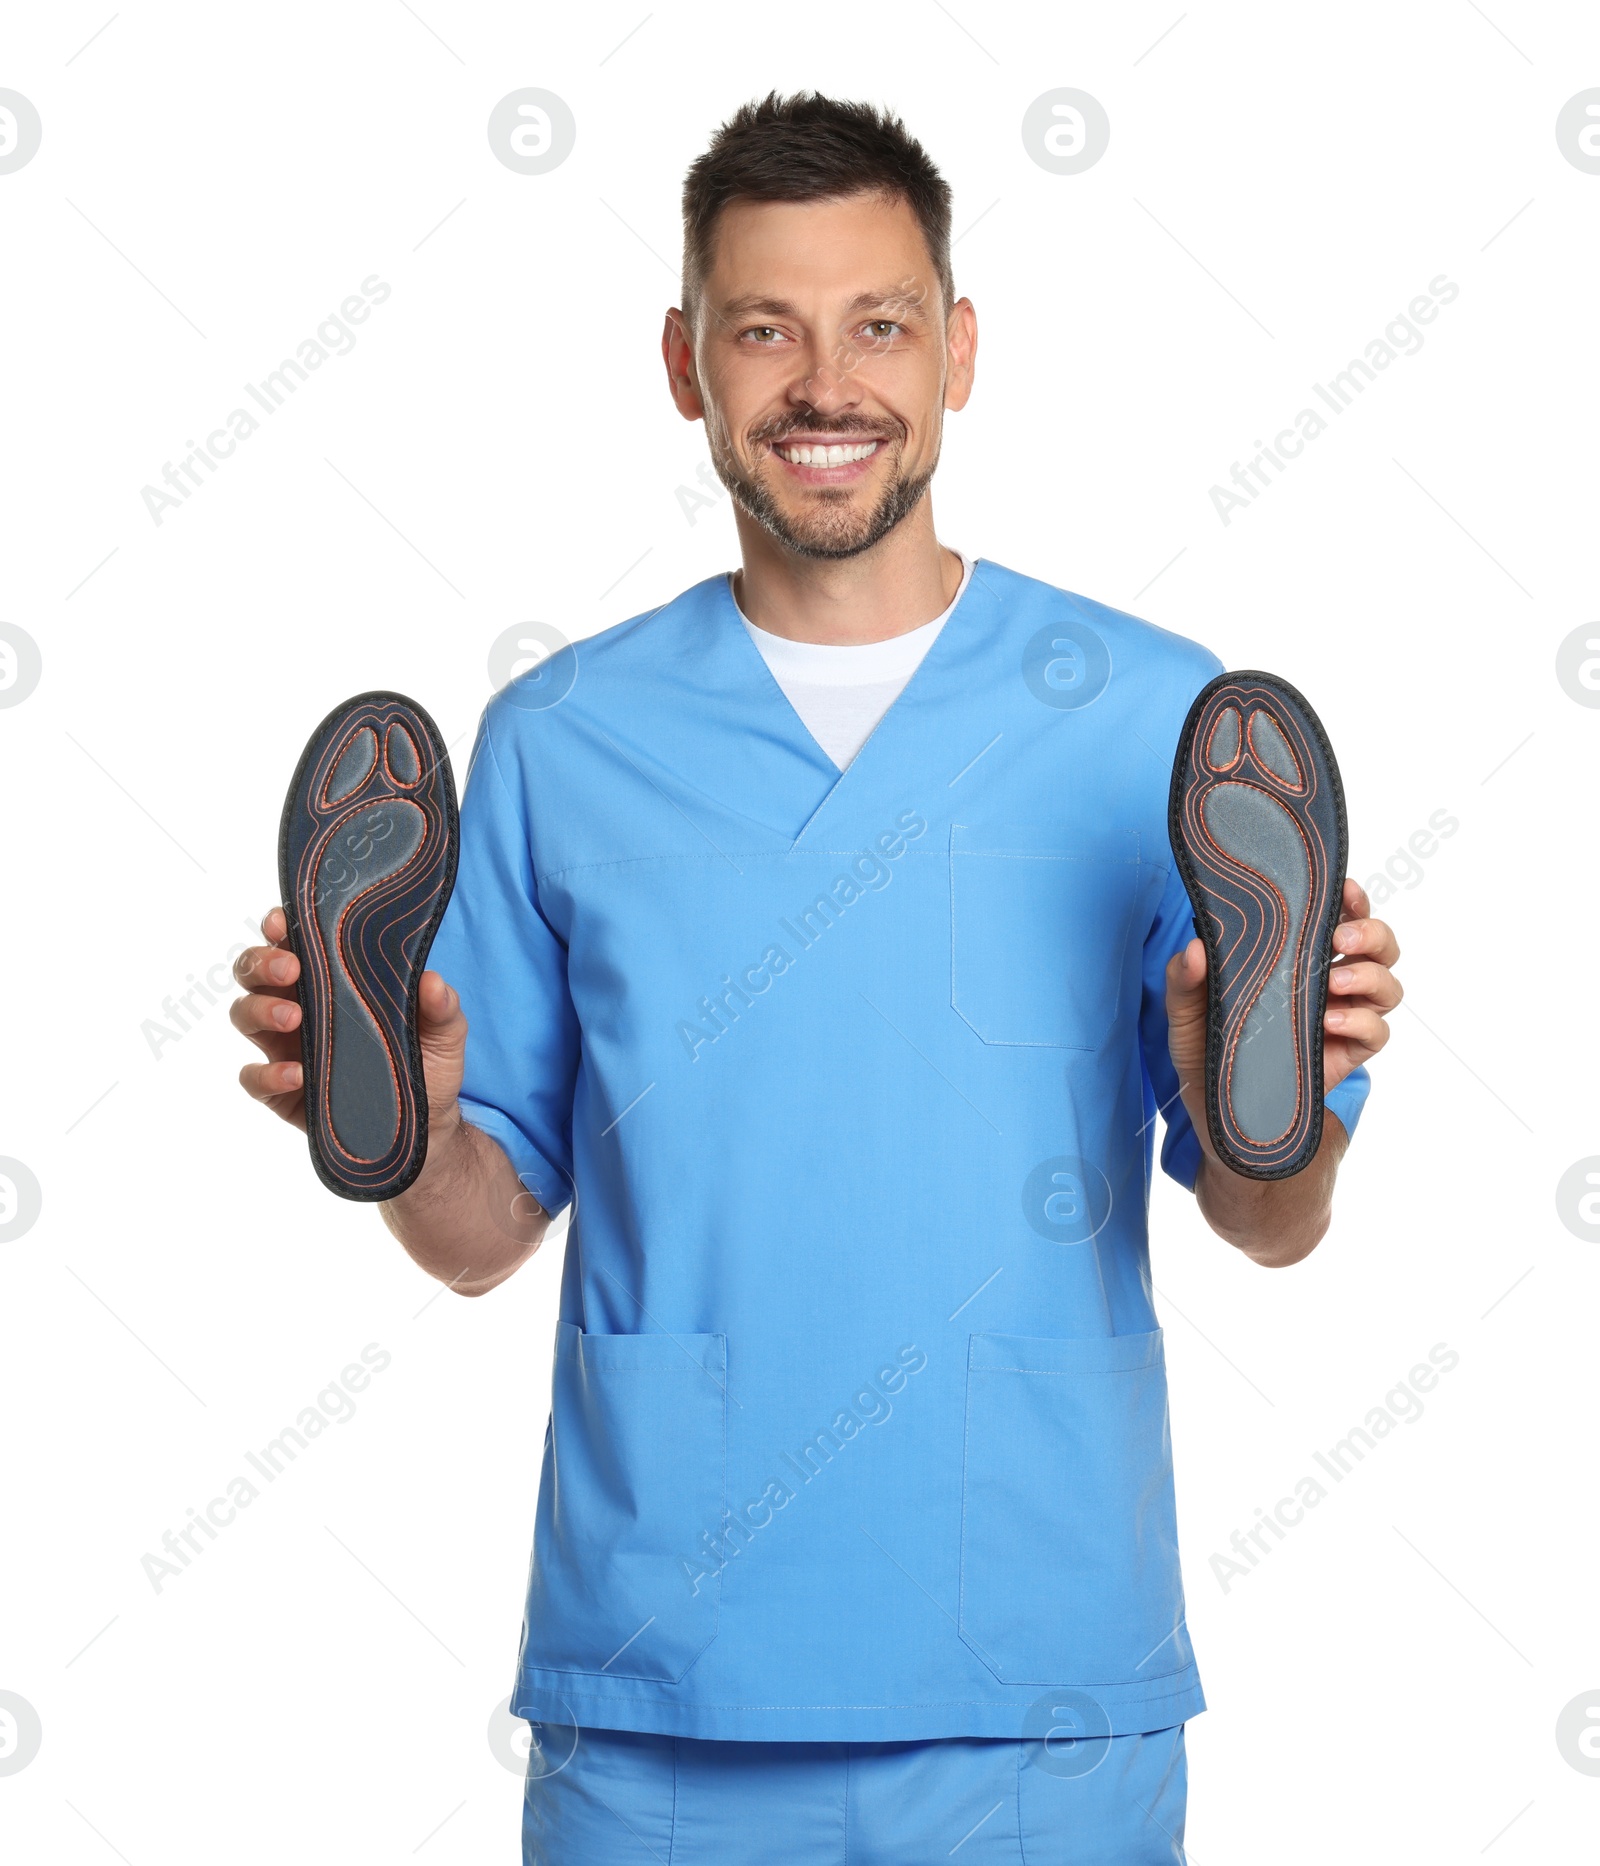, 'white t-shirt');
732,553,975,770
